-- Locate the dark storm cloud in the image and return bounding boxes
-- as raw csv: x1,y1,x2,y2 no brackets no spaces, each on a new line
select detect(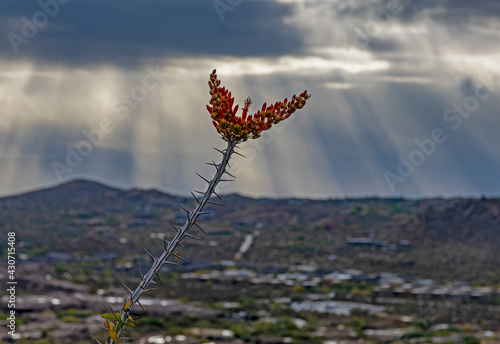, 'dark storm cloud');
1,0,500,198
0,0,304,66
